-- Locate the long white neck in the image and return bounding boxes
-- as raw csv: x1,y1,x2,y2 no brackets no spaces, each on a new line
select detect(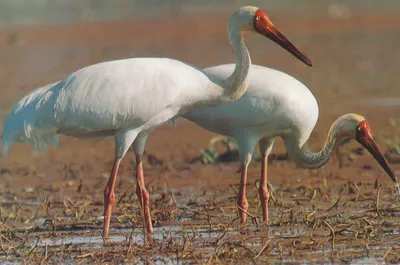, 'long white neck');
284,119,349,169
221,21,251,102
